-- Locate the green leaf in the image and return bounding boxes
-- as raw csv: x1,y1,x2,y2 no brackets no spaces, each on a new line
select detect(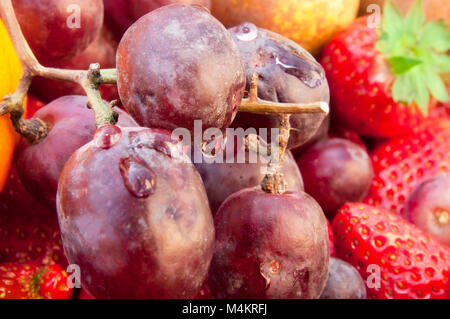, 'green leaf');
420,21,450,52
424,68,450,103
376,38,390,53
378,0,450,113
392,74,414,105
405,0,425,34
430,54,450,73
388,56,422,74
412,72,430,114
382,1,404,35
